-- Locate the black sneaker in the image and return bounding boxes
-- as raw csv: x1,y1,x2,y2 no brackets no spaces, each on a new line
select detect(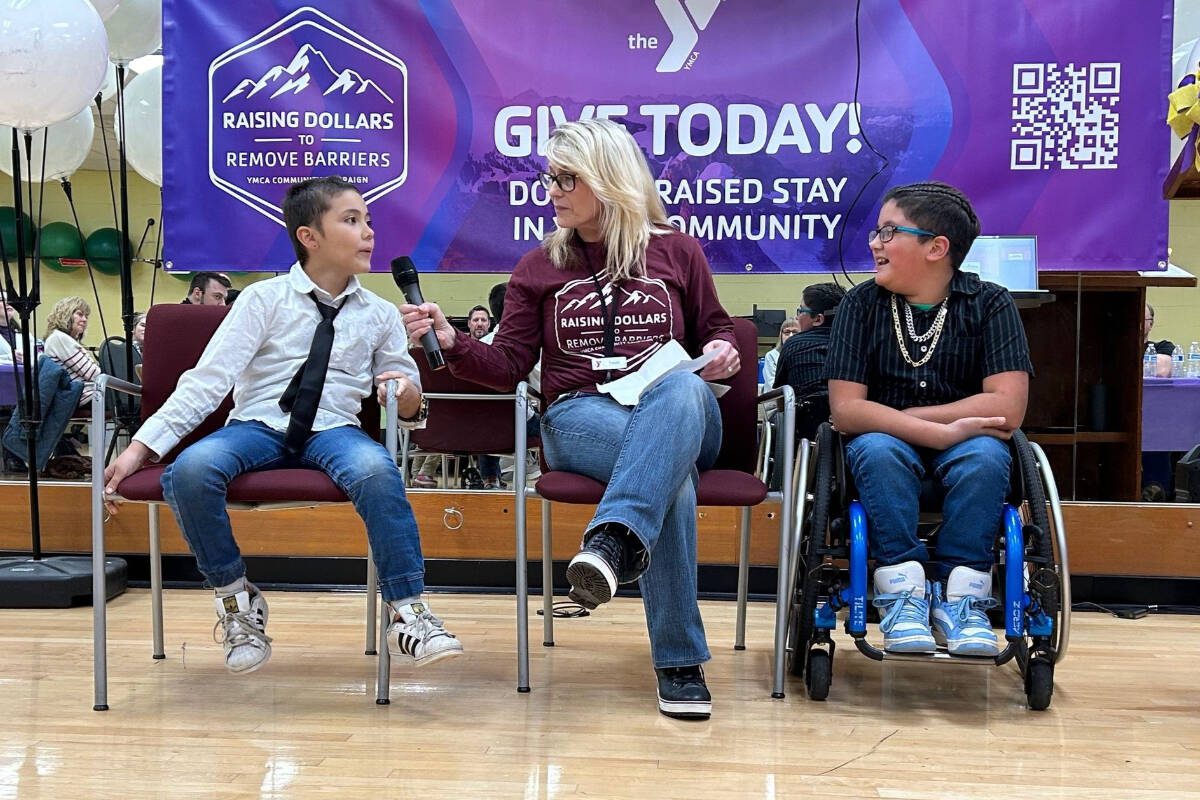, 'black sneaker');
565,524,649,609
462,466,485,490
655,665,712,719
